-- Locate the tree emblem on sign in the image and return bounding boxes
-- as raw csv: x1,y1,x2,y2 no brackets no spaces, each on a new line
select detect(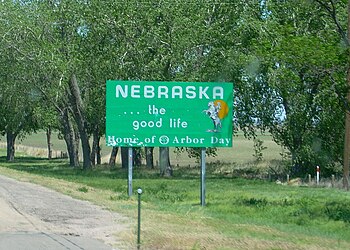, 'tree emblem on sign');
159,135,170,145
